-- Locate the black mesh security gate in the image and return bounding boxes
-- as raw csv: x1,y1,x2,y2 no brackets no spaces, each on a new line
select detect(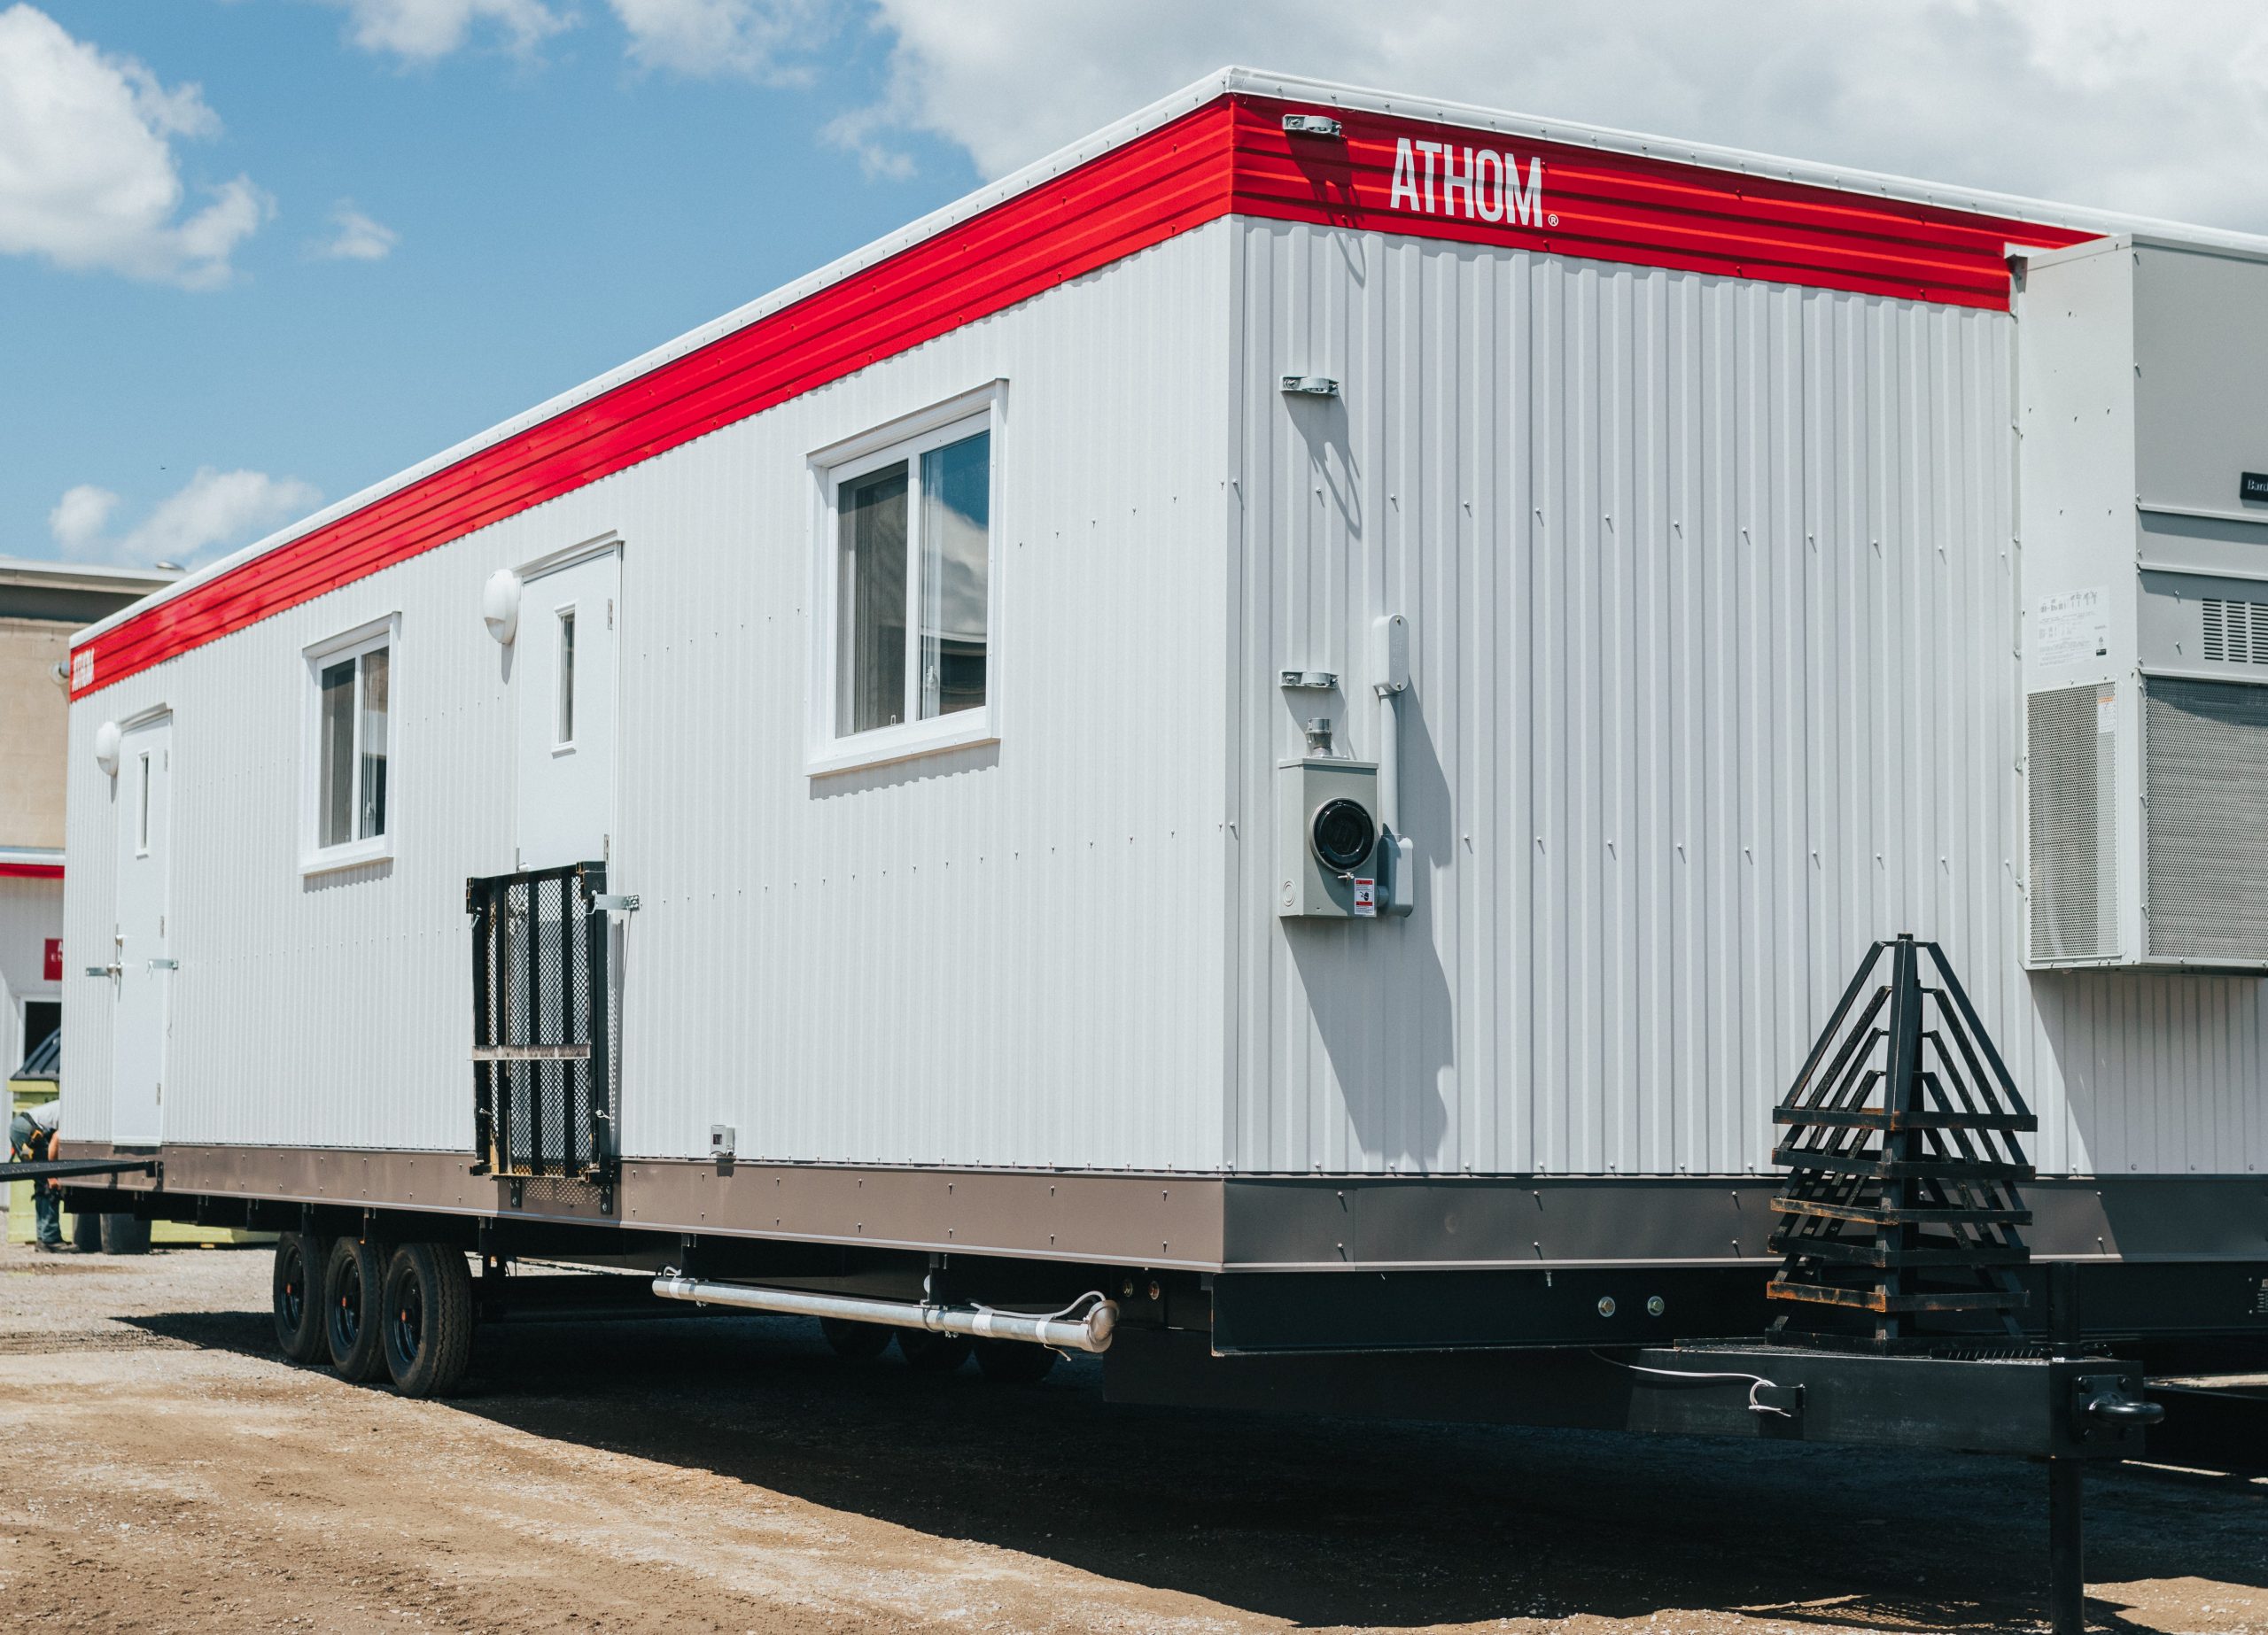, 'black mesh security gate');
468,863,615,1201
